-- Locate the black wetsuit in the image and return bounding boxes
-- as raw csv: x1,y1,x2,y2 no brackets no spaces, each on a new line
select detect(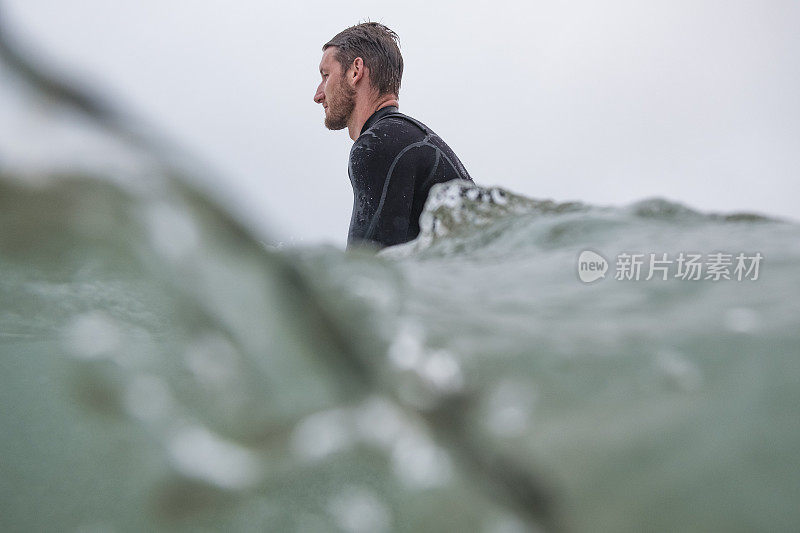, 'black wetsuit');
347,106,473,249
